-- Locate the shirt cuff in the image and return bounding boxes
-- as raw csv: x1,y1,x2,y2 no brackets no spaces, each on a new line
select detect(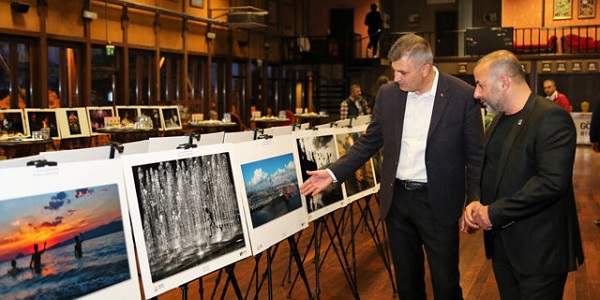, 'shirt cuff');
326,168,338,183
